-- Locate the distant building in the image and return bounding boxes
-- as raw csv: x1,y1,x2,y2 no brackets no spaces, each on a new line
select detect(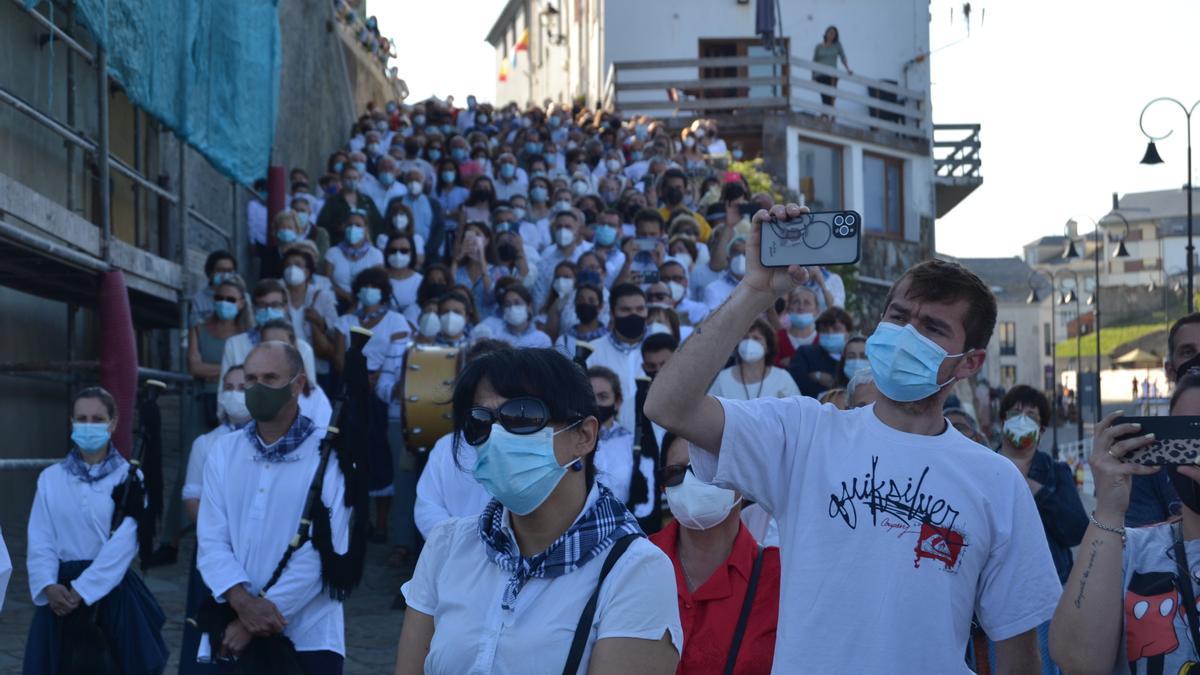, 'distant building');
487,0,983,326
